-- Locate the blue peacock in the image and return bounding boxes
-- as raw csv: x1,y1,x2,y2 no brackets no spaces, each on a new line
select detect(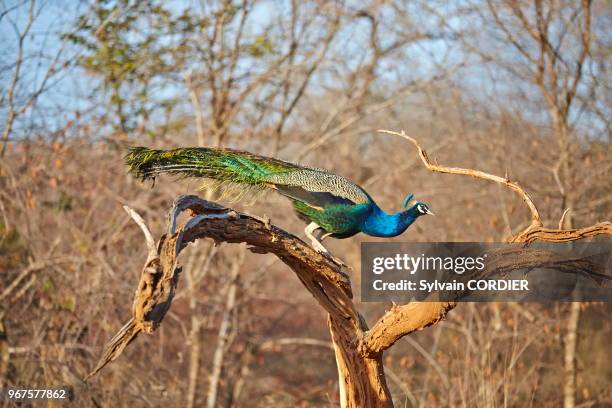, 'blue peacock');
126,147,434,253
